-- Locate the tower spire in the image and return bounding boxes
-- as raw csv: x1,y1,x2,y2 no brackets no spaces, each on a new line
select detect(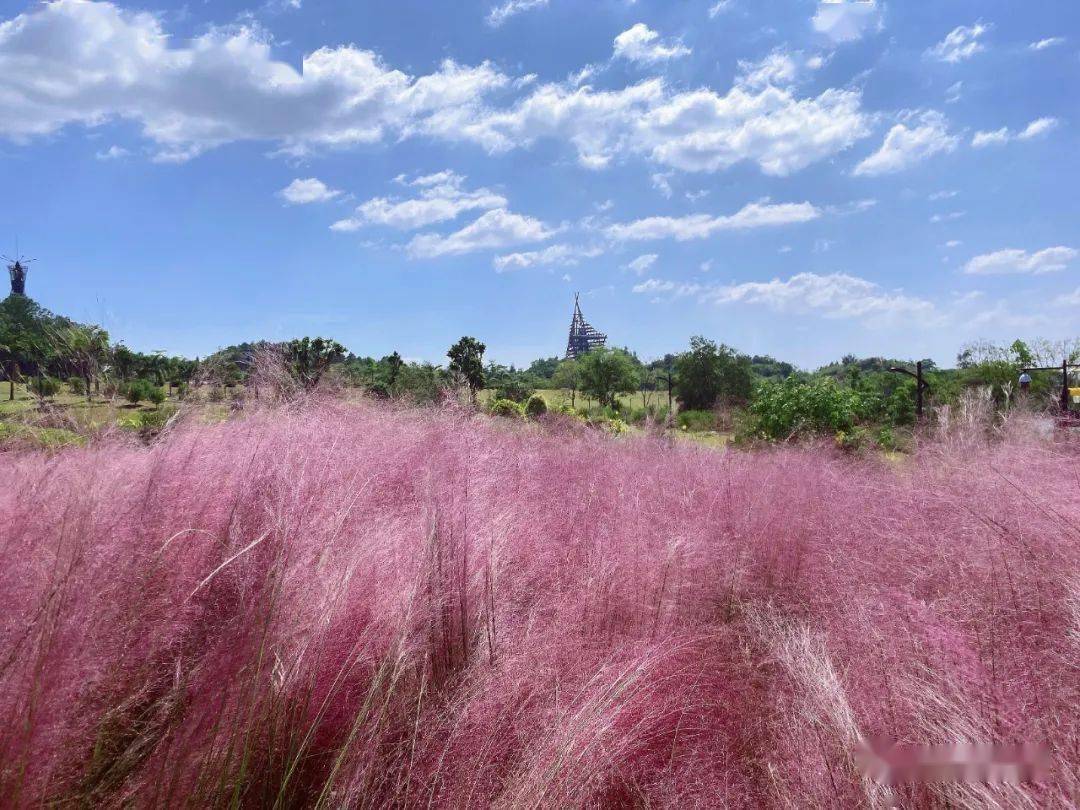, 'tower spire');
564,293,607,359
